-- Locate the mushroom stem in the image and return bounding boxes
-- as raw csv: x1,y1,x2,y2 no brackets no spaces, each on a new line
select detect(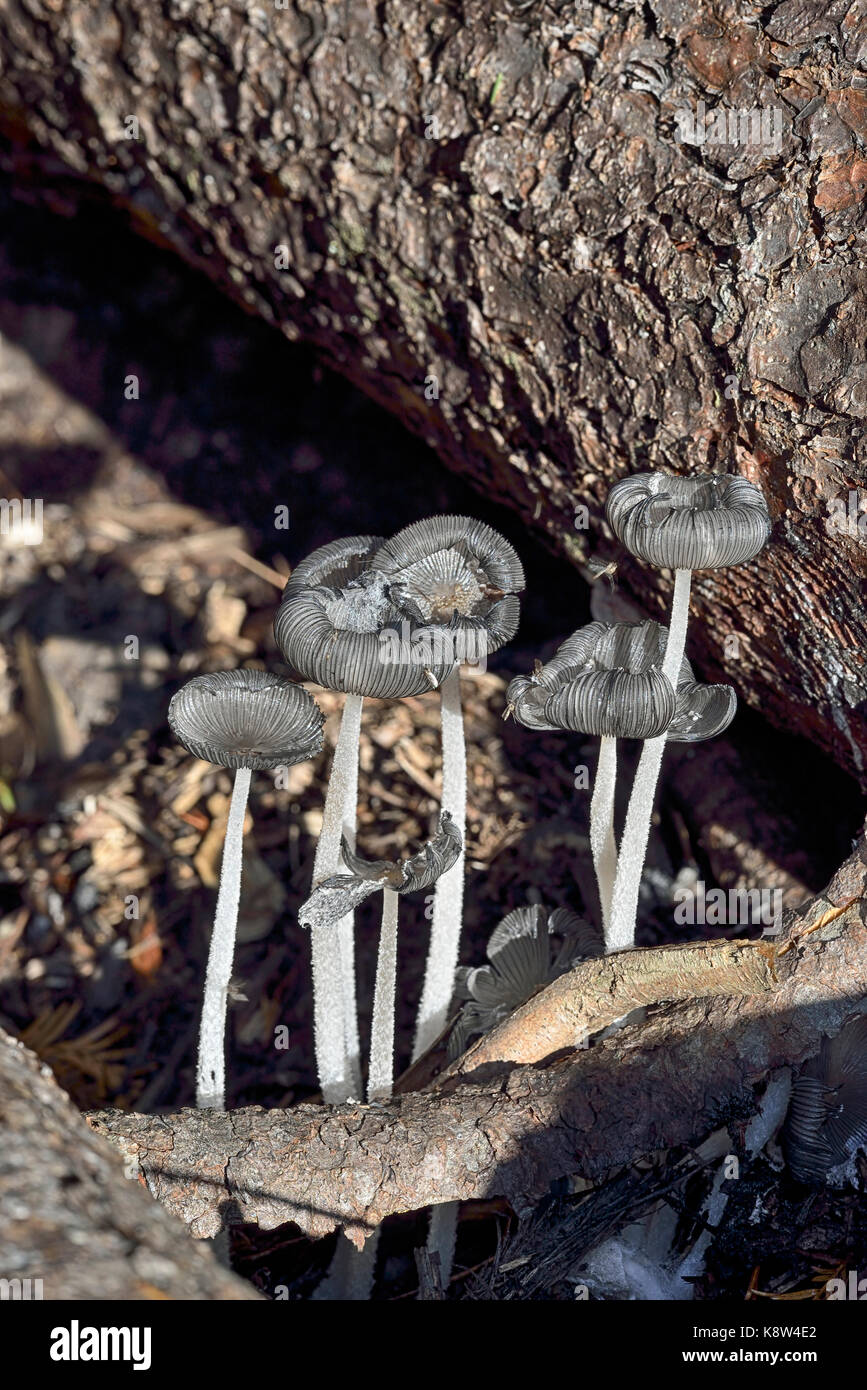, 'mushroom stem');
412,668,466,1060
313,1230,379,1301
310,691,364,1103
335,696,363,1096
423,1202,459,1296
590,735,618,943
368,887,400,1102
608,568,693,952
196,765,252,1110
